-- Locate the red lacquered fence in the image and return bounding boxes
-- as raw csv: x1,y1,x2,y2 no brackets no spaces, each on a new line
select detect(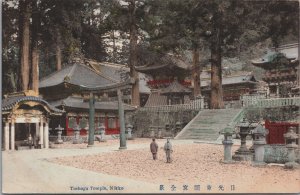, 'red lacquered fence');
265,120,299,144
65,116,120,136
